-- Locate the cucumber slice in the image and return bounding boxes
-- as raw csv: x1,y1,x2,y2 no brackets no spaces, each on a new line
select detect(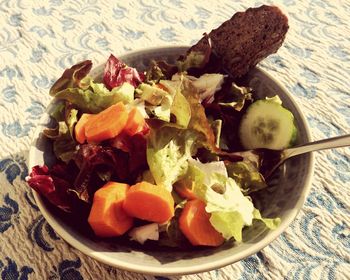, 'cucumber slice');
239,99,297,150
